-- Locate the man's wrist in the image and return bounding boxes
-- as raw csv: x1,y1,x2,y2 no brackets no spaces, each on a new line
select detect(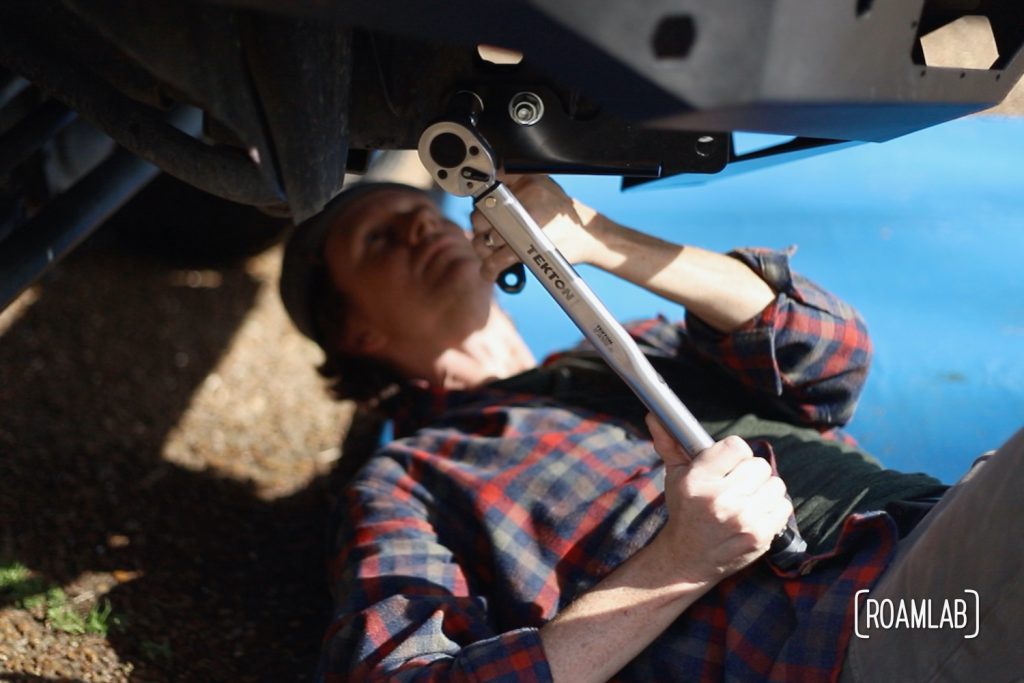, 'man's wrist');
577,208,622,270
645,533,719,594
